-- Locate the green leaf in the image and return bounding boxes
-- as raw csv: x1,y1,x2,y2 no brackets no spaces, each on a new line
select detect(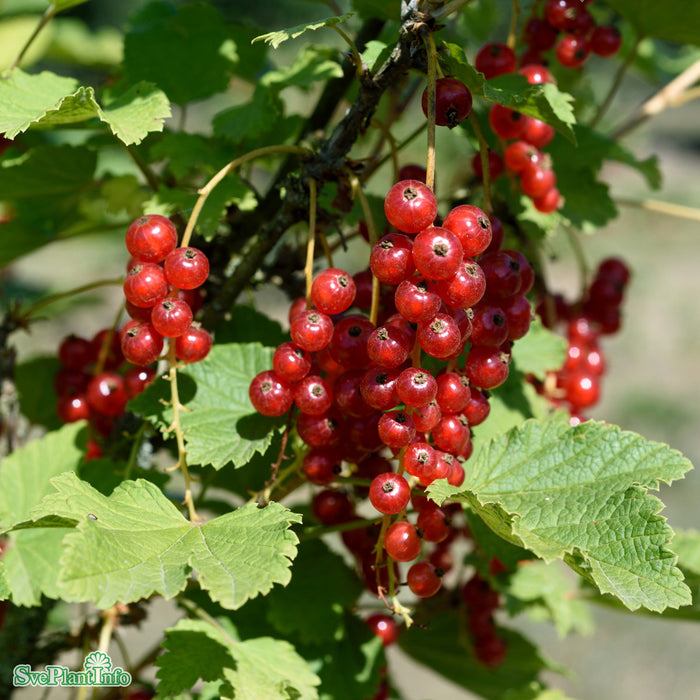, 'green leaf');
674,529,700,576
352,0,399,21
52,0,91,11
0,70,169,144
123,3,236,104
213,89,285,145
511,317,567,381
465,508,536,571
262,46,344,90
252,13,354,49
507,560,594,637
399,612,553,700
28,472,300,609
14,356,62,430
129,343,285,470
0,423,85,605
157,618,319,700
443,45,576,142
214,306,286,347
429,420,693,612
602,0,700,45
266,539,362,645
